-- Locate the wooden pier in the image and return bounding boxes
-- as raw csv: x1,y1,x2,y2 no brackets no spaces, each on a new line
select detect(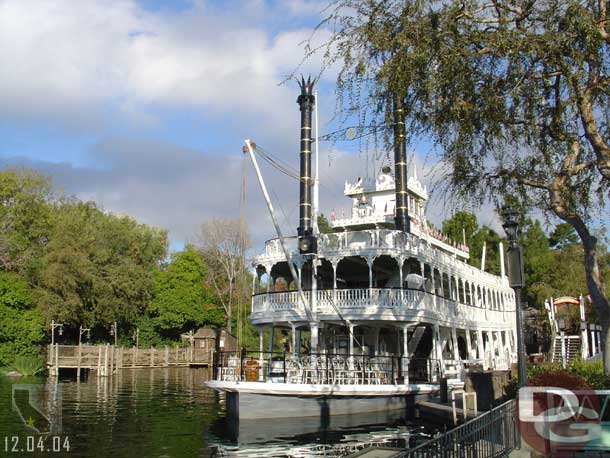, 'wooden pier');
47,344,213,377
